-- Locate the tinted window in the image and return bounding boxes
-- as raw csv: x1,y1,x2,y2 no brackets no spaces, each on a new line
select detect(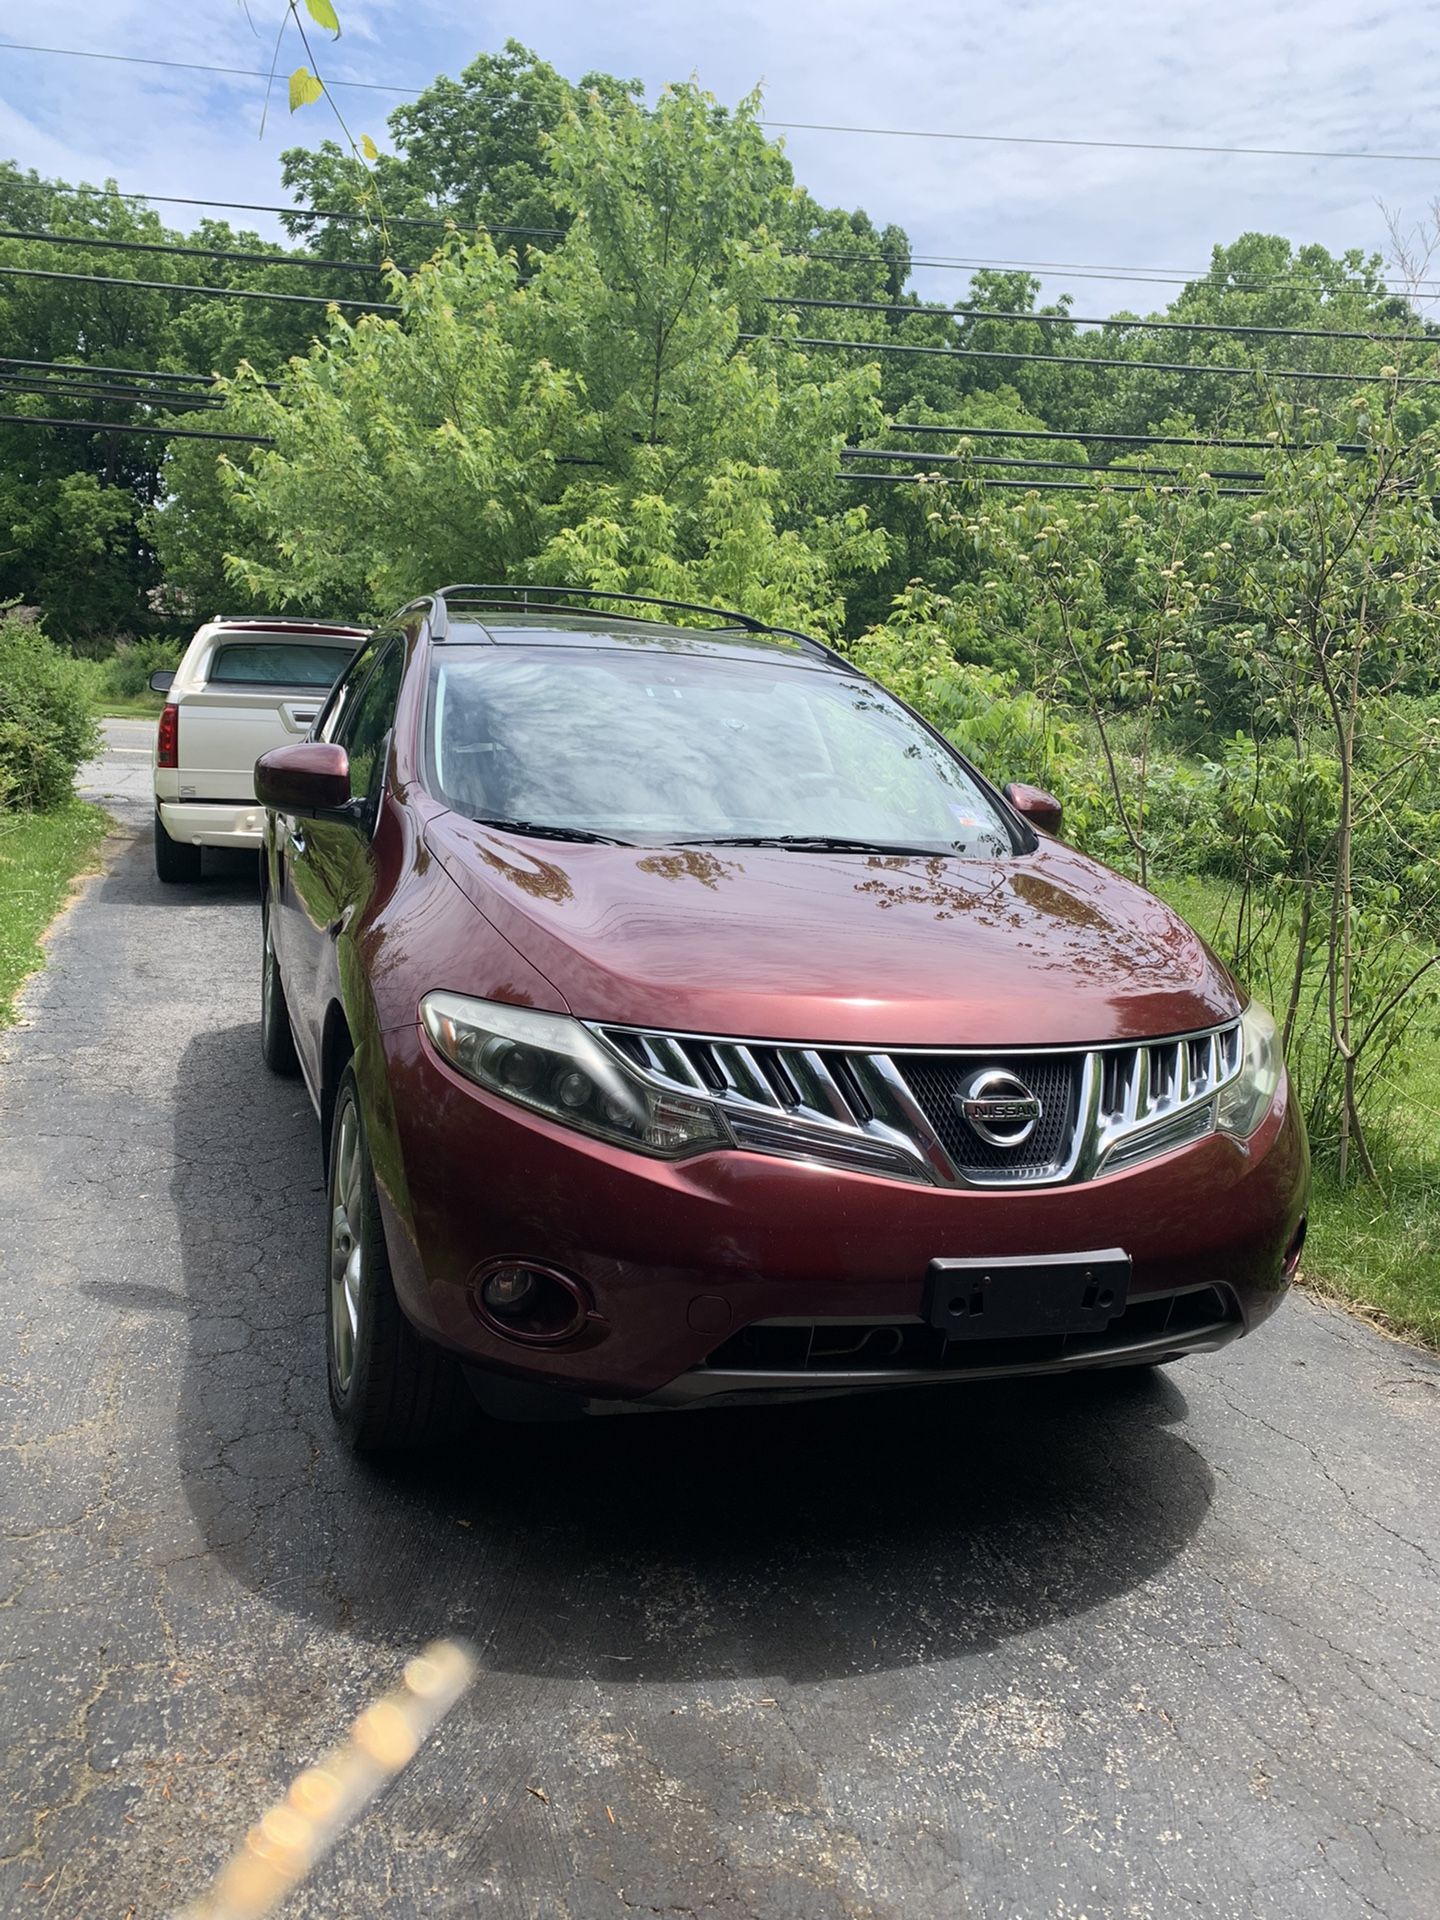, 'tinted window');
428,647,1015,856
337,645,403,806
318,635,387,743
206,641,354,688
